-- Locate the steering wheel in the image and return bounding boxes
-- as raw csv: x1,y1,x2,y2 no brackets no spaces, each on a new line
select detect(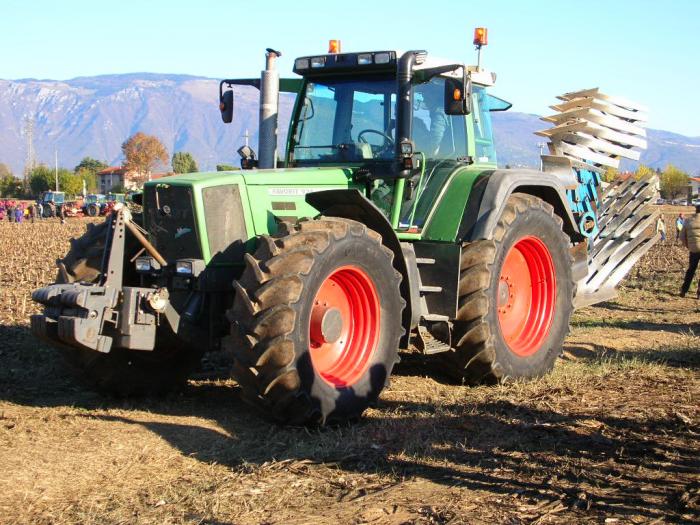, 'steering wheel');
357,129,395,149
